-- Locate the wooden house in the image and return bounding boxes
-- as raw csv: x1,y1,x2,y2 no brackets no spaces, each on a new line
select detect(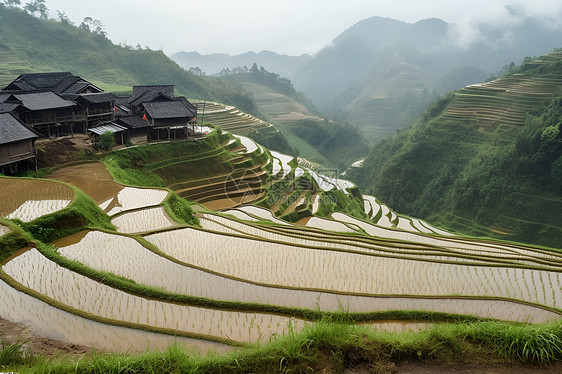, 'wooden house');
0,113,39,174
1,91,78,137
69,92,117,132
142,98,197,140
115,114,151,140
